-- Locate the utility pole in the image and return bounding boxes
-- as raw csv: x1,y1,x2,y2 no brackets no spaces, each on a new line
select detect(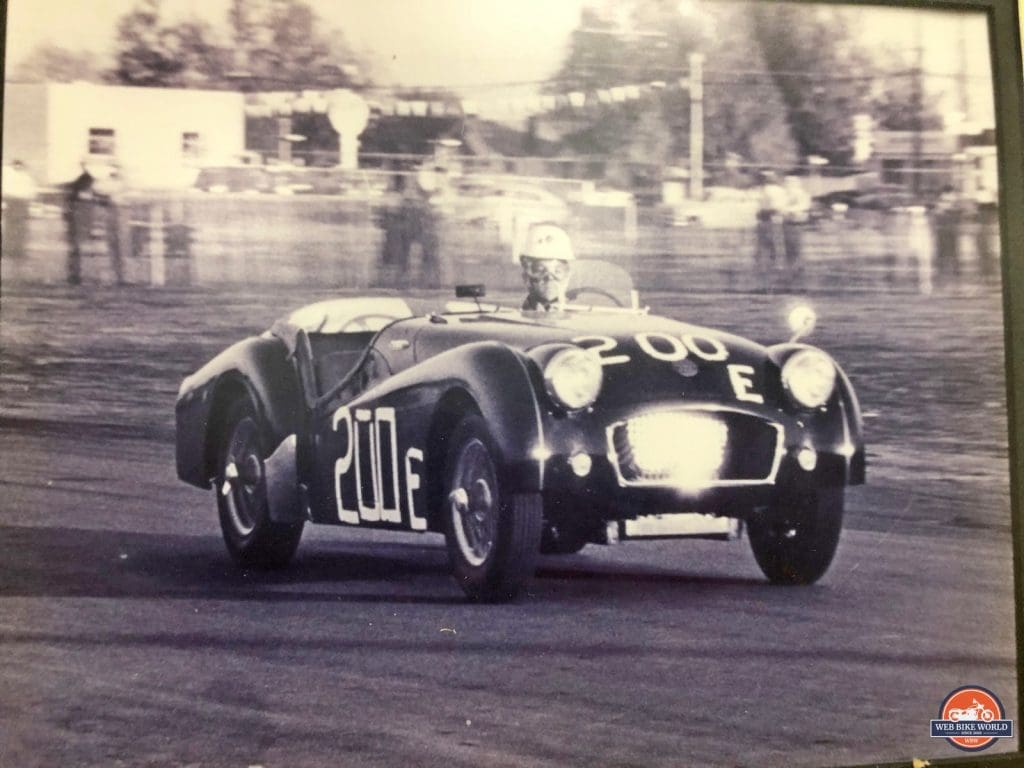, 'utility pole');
911,17,924,196
689,52,704,199
958,21,969,118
